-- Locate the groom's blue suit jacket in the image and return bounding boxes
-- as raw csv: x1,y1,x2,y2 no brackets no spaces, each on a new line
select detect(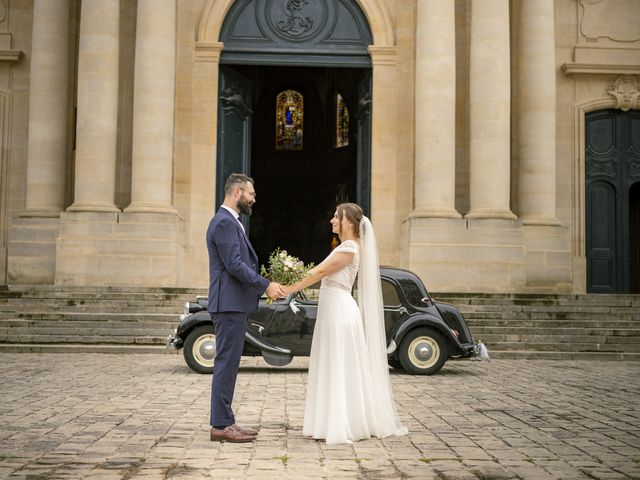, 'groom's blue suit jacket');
206,207,269,314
